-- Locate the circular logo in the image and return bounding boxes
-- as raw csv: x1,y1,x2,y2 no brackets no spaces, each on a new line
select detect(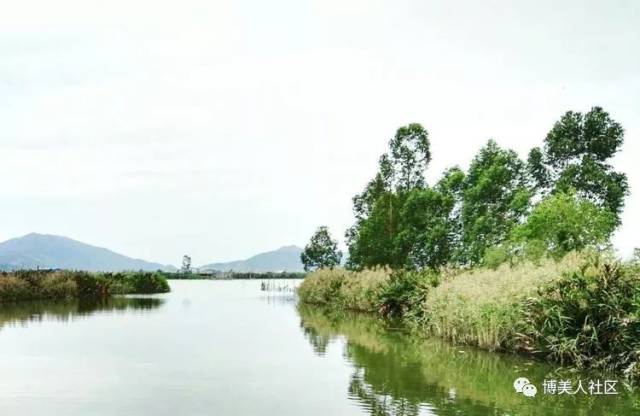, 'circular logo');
522,383,538,398
513,377,530,393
